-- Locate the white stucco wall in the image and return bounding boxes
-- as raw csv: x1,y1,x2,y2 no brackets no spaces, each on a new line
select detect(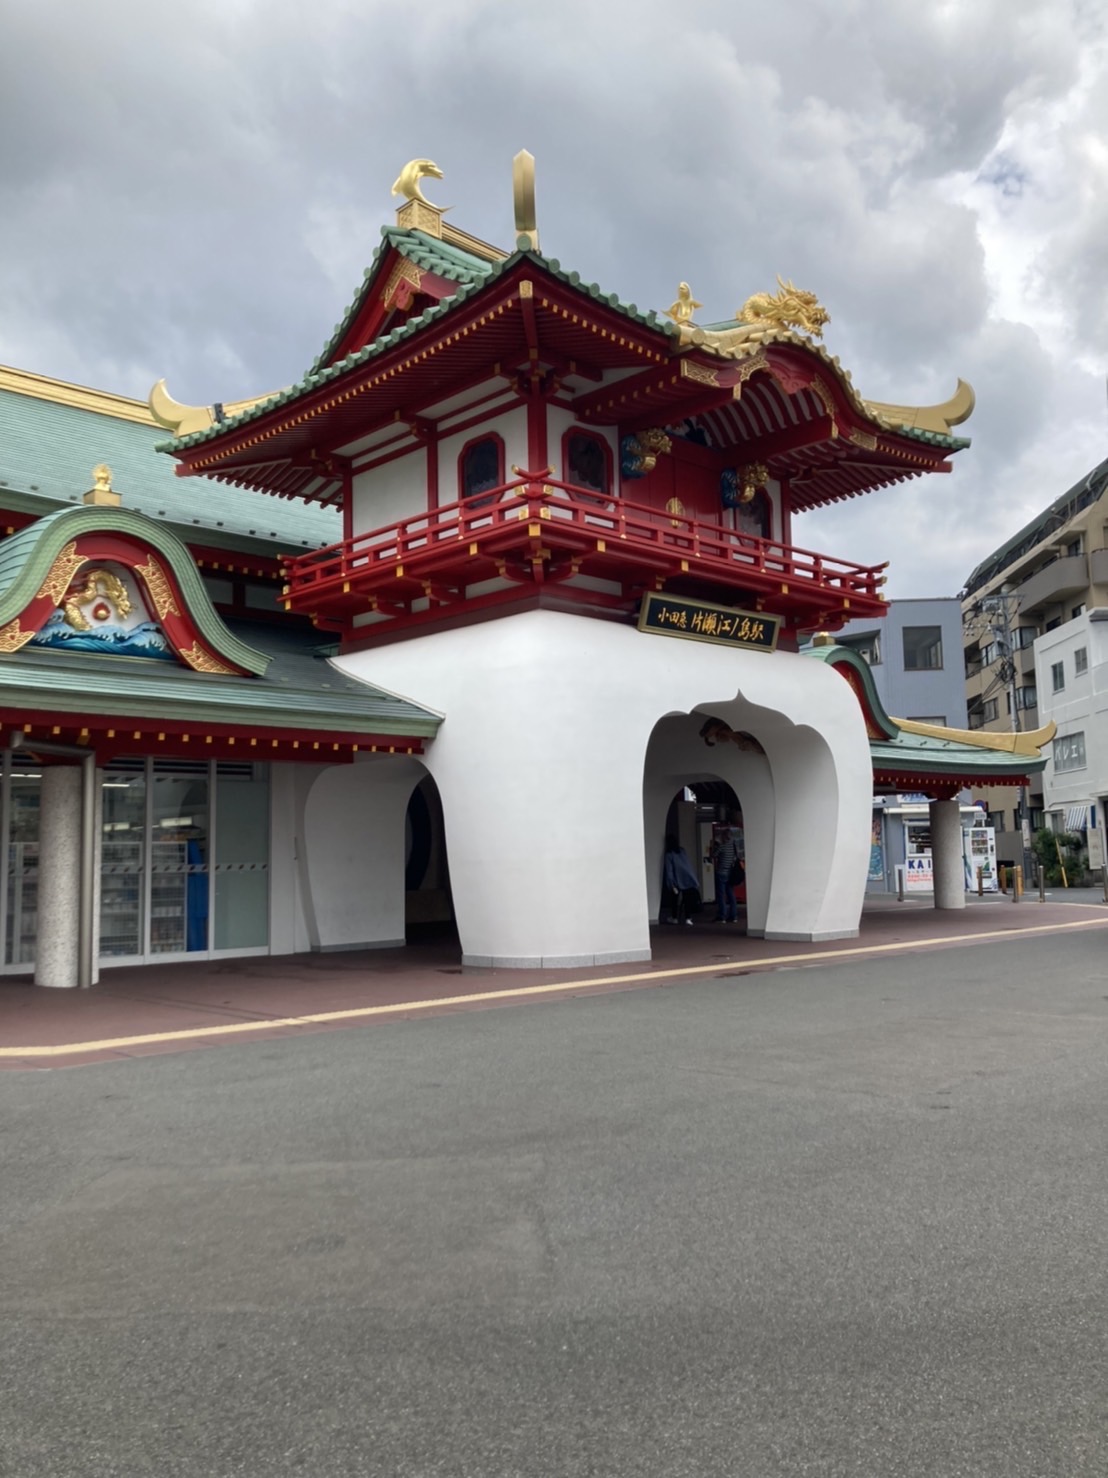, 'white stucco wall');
268,763,326,956
332,610,872,965
351,448,428,537
301,756,427,950
436,407,527,500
